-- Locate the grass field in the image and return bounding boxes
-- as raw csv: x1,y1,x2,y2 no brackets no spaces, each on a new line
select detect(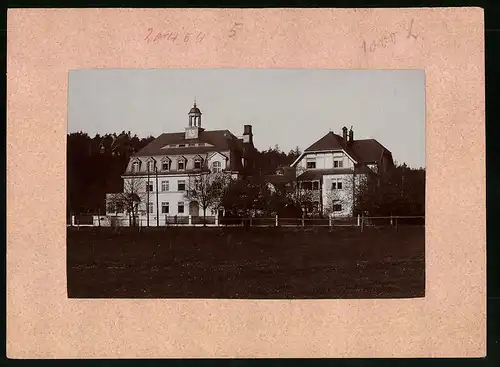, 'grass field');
67,226,425,299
